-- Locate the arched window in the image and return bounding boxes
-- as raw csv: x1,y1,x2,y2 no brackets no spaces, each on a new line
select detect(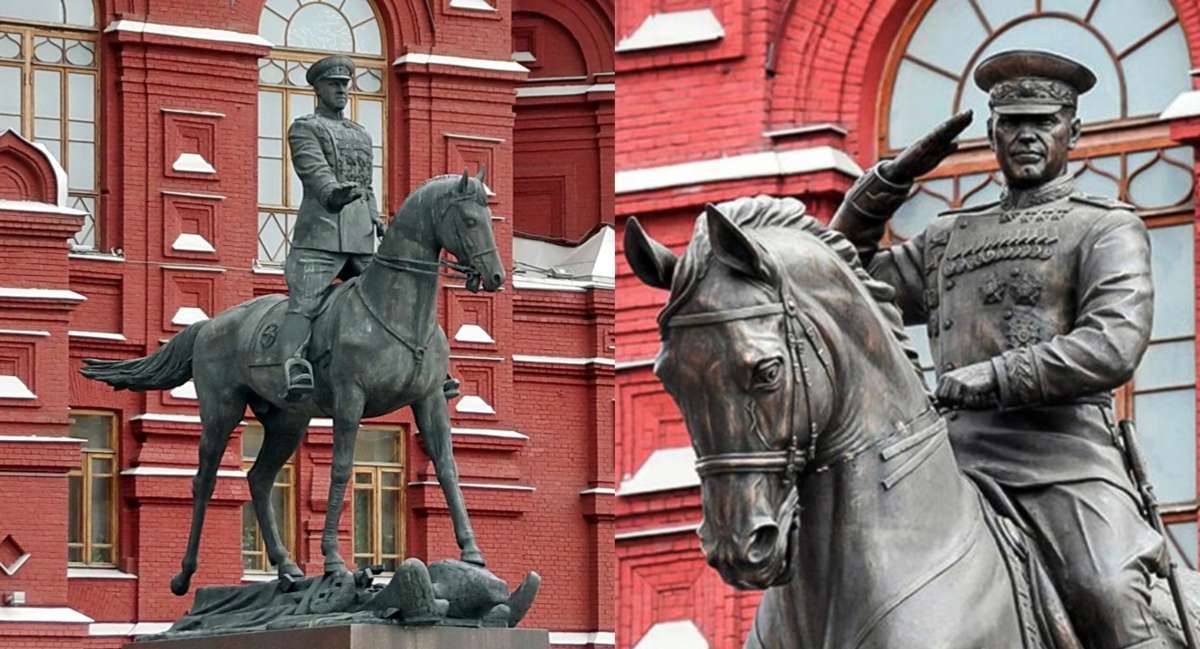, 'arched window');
256,0,386,265
0,0,100,249
883,0,1198,564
